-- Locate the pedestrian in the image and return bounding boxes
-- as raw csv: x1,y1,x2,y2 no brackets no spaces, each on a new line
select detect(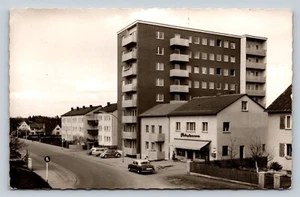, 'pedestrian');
172,151,176,161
